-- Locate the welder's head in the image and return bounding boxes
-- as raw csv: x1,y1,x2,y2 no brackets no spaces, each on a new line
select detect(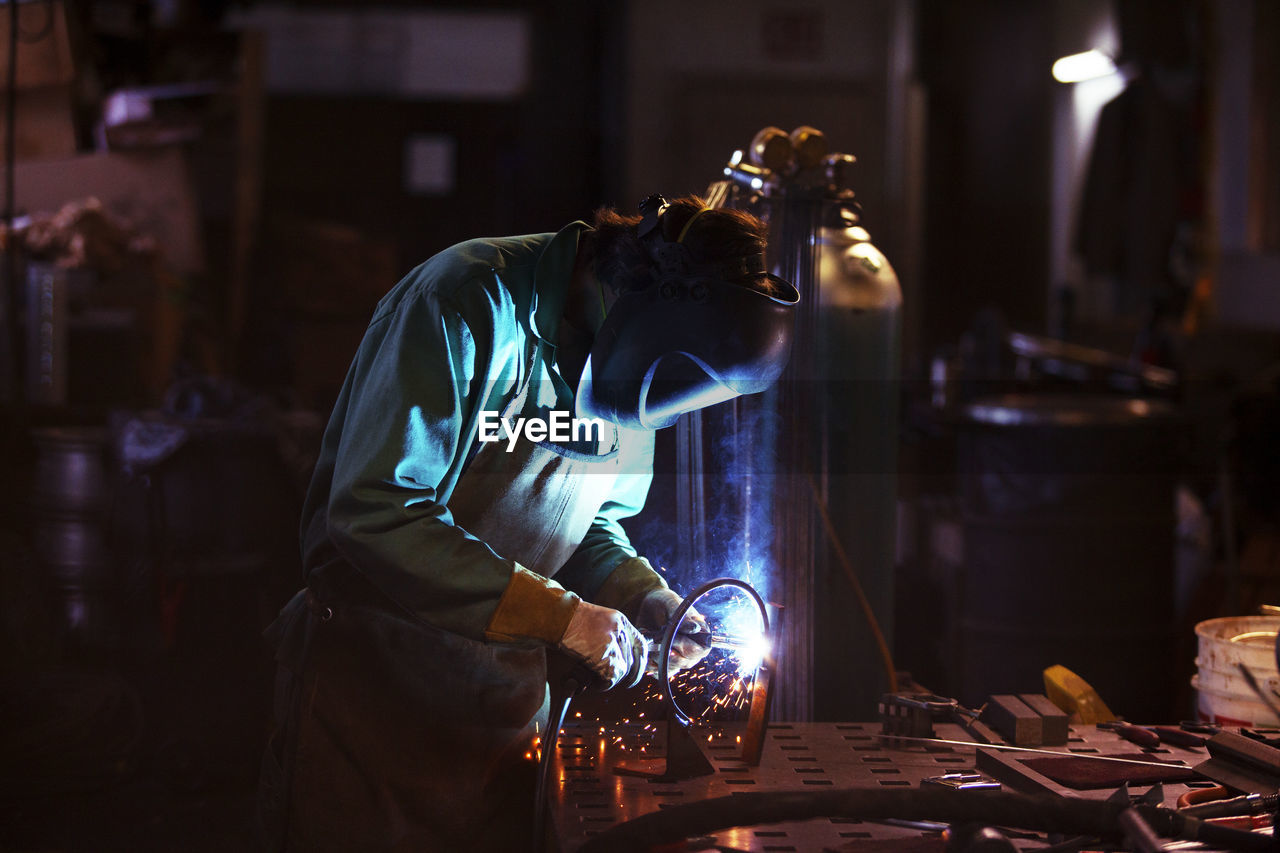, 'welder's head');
577,195,799,430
